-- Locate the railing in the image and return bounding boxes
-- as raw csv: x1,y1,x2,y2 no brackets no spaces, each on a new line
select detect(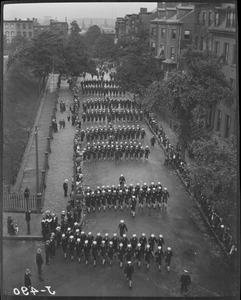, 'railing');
3,193,38,213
